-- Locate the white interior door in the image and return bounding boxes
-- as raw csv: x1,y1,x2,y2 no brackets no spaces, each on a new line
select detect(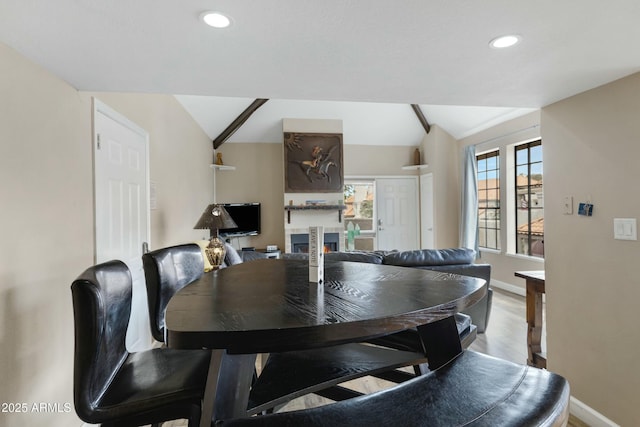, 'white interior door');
376,177,419,251
420,173,435,249
94,99,152,352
